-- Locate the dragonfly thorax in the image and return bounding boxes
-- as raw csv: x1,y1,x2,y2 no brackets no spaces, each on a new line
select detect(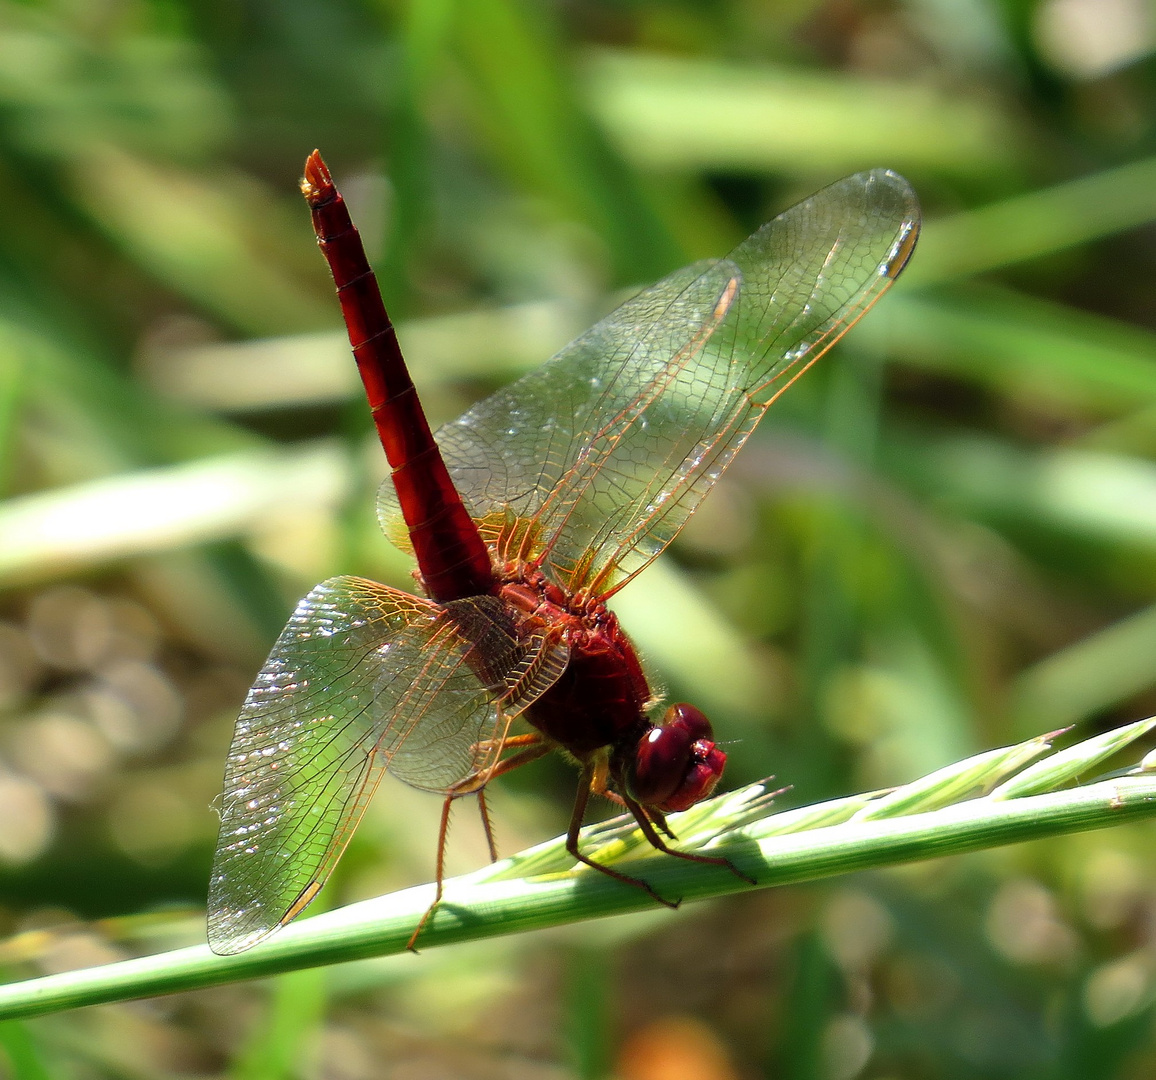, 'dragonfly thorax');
496,572,727,811
519,604,650,753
